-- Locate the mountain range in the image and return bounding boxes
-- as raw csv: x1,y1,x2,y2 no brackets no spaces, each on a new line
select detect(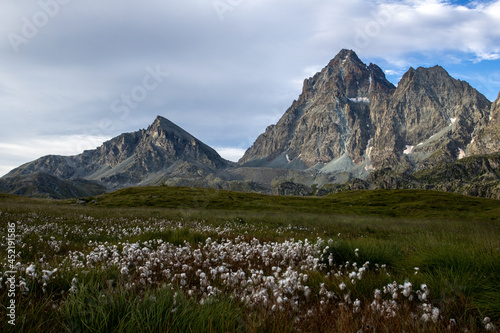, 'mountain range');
1,50,499,199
